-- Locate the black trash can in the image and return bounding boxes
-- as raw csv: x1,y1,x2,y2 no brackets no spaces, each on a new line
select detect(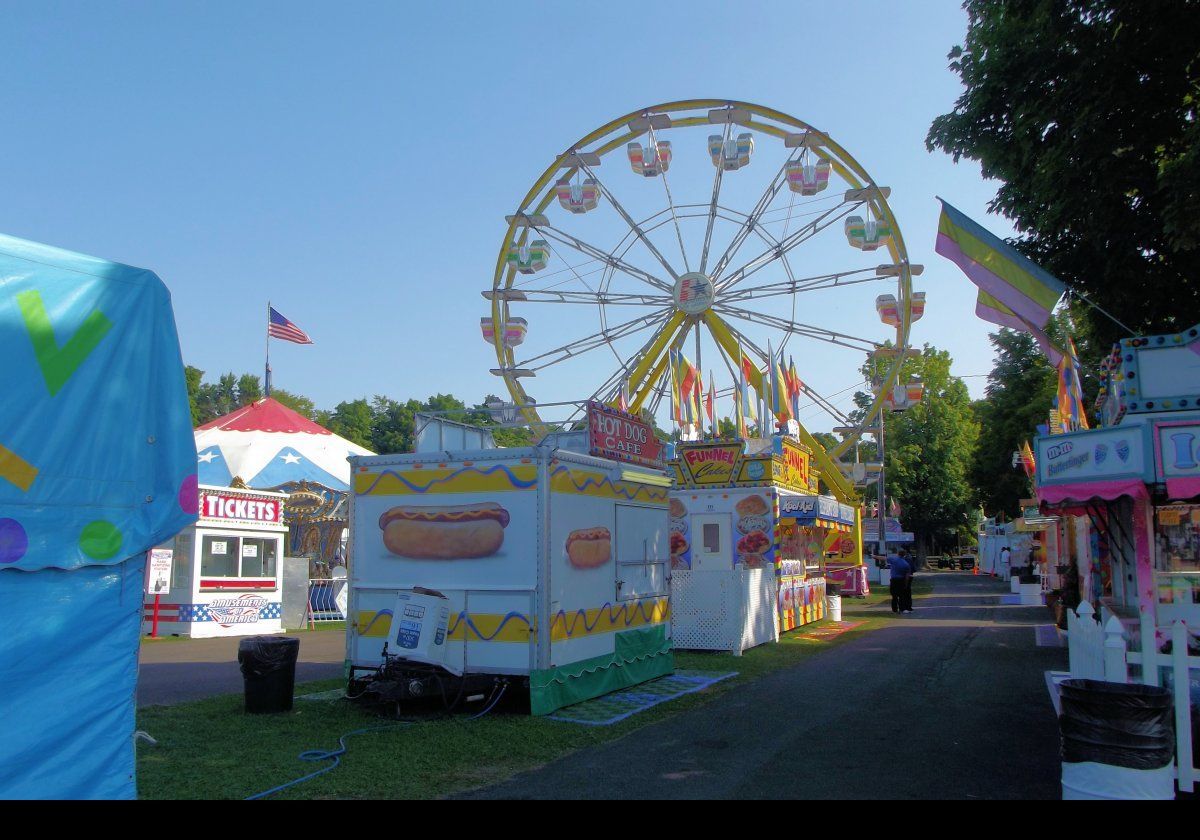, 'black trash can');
1059,679,1175,799
238,636,300,714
